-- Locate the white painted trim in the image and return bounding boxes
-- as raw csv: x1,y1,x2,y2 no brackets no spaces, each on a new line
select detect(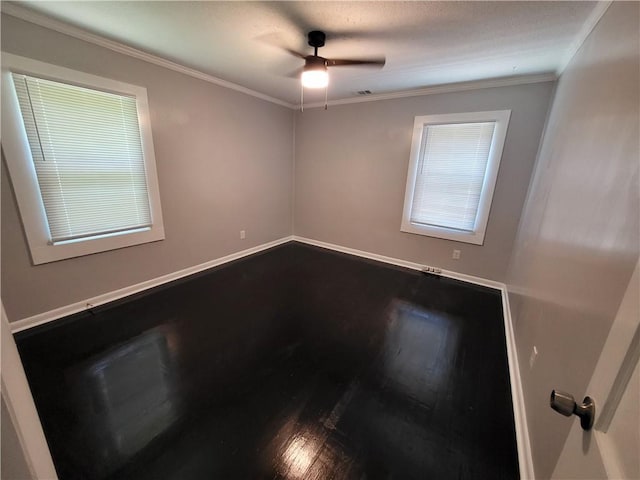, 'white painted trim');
1,303,59,479
501,286,536,480
10,236,293,333
594,429,625,479
400,110,511,245
13,233,505,332
440,267,503,291
293,236,423,271
292,235,504,290
300,73,557,110
5,234,533,479
2,53,166,264
0,3,295,109
1,3,558,112
557,1,612,74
